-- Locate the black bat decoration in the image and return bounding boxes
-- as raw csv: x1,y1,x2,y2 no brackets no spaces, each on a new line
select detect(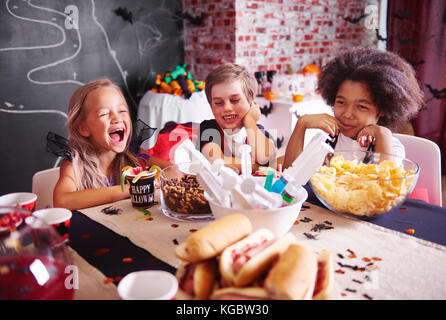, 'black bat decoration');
426,84,446,99
276,136,284,150
393,10,413,20
260,102,273,117
408,59,425,67
343,13,368,24
395,35,415,45
179,11,203,26
114,7,133,24
375,29,387,41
